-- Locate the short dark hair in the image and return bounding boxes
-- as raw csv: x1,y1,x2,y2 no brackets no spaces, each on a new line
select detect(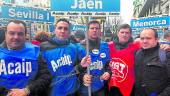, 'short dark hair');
74,30,85,40
151,28,158,38
6,20,27,35
118,24,132,33
142,28,158,38
55,18,71,29
87,20,101,30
